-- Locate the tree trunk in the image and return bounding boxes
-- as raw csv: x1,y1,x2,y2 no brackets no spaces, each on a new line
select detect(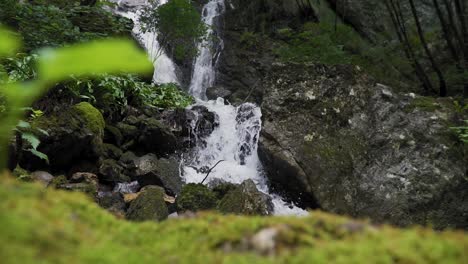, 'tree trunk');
455,0,468,98
385,0,434,93
409,0,447,96
433,0,460,63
